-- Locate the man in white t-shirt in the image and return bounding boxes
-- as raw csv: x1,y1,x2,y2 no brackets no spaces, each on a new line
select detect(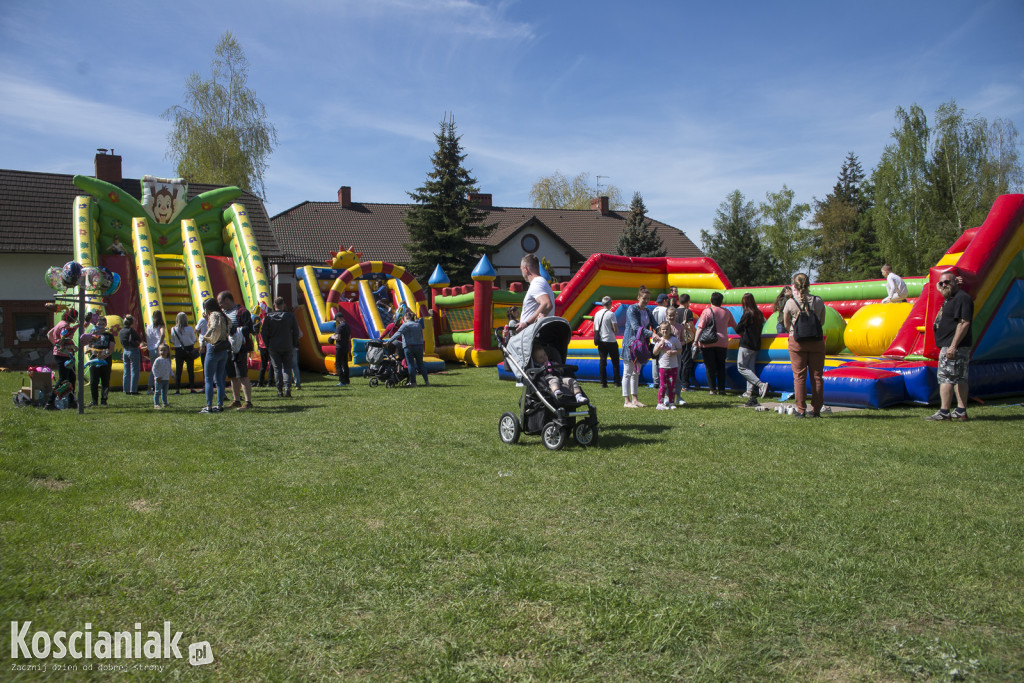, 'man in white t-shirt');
881,264,908,303
518,254,554,331
594,295,620,388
